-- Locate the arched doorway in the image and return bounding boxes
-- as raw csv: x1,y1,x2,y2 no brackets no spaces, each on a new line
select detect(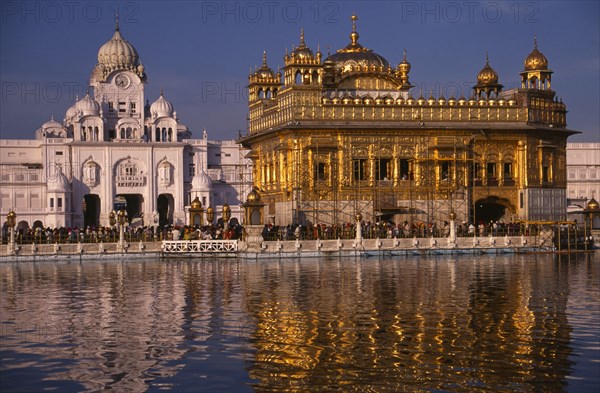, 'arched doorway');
157,194,174,227
114,194,144,224
83,194,100,229
474,196,514,224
